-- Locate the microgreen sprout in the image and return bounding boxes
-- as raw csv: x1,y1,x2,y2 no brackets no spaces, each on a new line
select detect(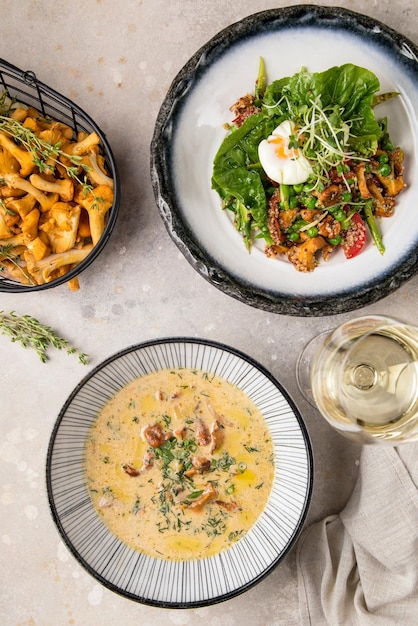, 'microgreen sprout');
297,97,369,191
